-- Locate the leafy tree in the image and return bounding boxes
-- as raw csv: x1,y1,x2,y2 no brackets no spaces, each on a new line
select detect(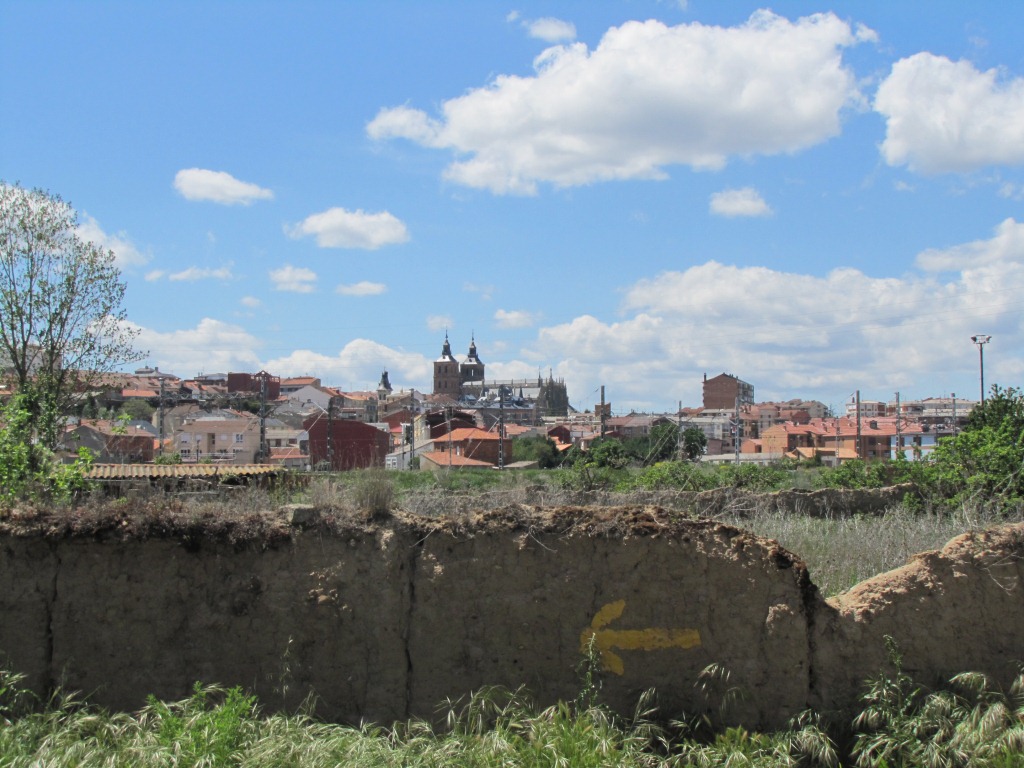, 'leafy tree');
0,183,142,453
582,437,632,469
511,434,561,468
927,385,1024,504
119,398,155,422
682,426,708,461
646,421,681,464
0,394,92,505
